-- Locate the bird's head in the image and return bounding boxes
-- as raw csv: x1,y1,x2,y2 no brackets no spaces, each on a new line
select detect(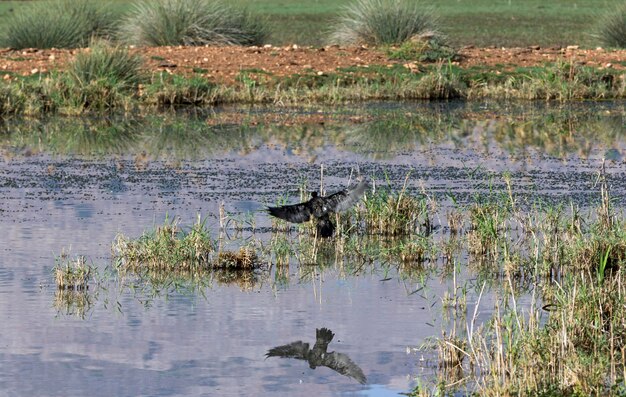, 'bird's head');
311,191,318,198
